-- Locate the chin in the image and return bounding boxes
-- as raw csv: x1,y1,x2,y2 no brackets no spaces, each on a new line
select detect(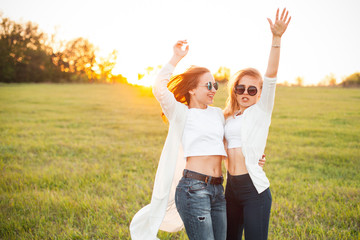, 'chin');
239,102,251,108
